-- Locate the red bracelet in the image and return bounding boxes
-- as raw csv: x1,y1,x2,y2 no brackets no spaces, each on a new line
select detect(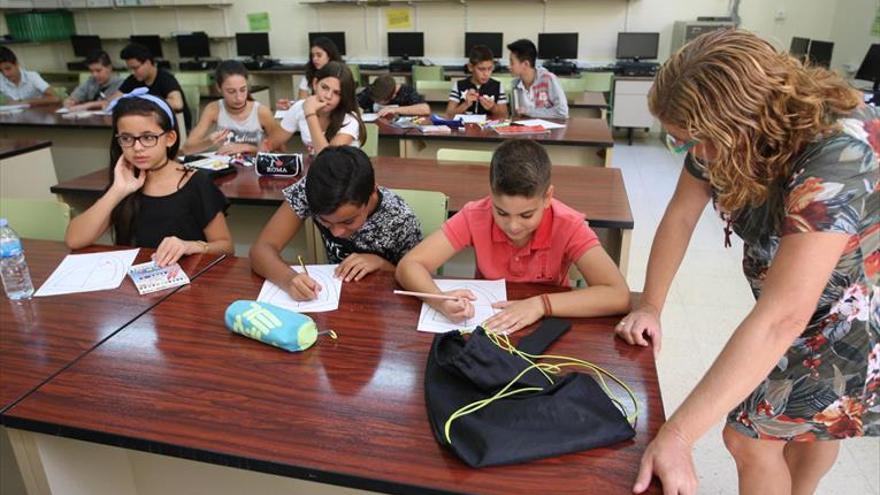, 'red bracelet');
540,293,553,317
